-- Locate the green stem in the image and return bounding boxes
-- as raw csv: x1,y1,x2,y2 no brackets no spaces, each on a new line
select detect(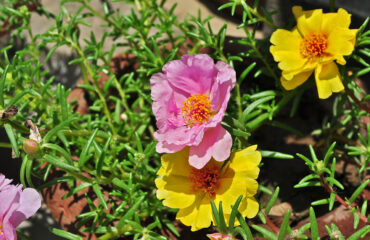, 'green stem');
235,83,243,118
69,40,117,136
245,91,296,131
249,7,278,29
62,129,127,142
96,225,133,240
329,0,335,12
0,142,12,148
251,41,279,82
82,0,136,49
